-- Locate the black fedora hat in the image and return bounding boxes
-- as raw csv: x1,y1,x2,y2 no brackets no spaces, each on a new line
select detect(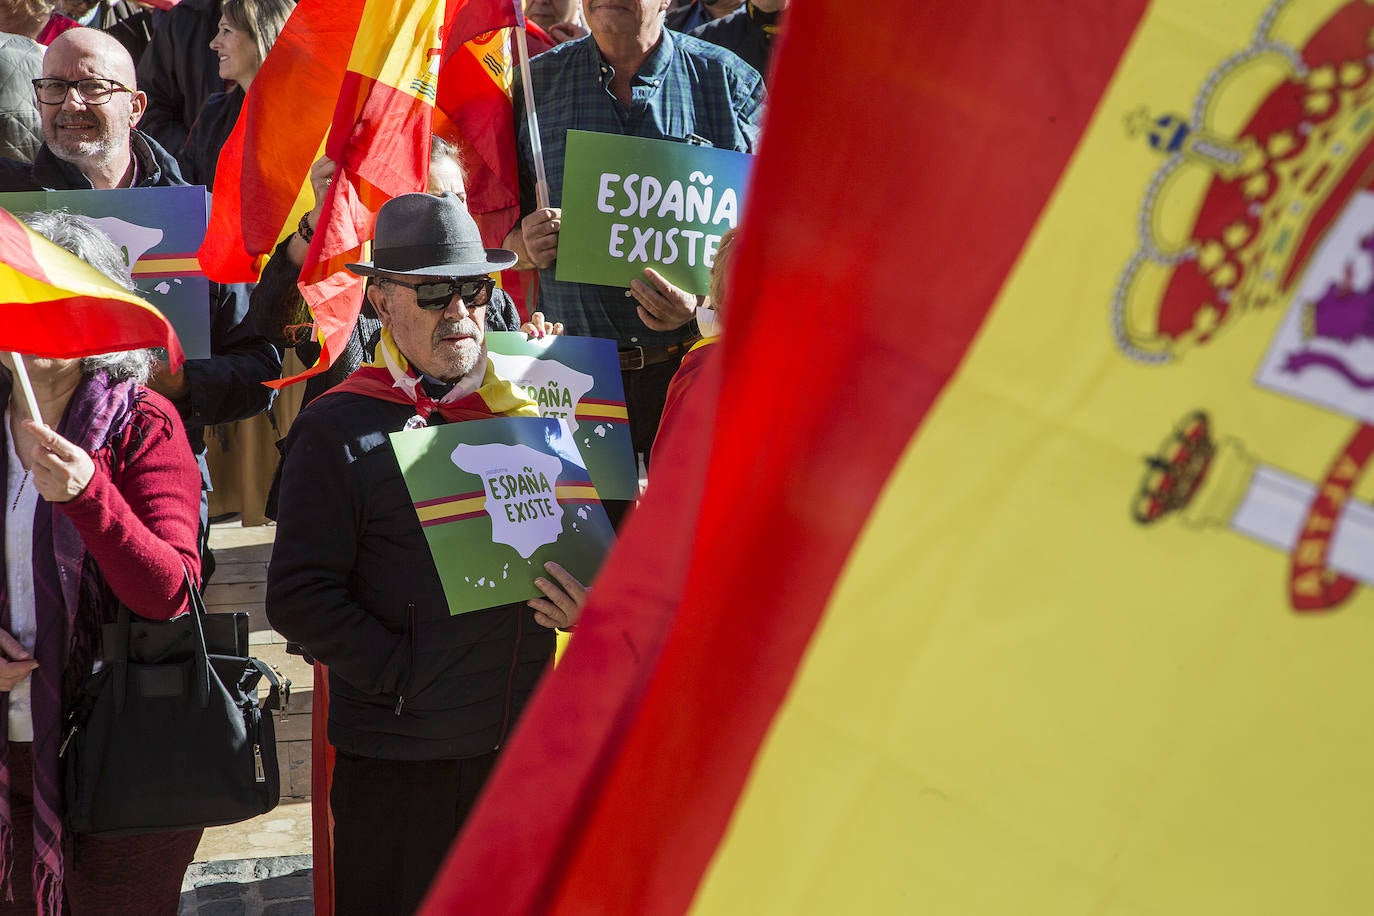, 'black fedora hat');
346,192,518,278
